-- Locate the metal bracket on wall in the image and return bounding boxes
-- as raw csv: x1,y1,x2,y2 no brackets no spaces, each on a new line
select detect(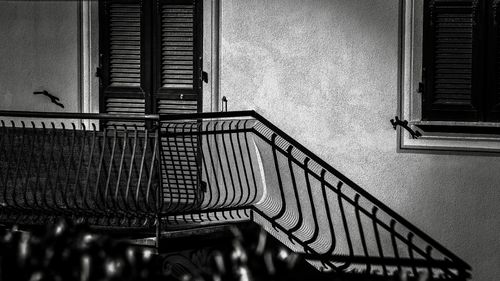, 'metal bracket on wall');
221,96,228,112
390,116,422,139
33,90,64,108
